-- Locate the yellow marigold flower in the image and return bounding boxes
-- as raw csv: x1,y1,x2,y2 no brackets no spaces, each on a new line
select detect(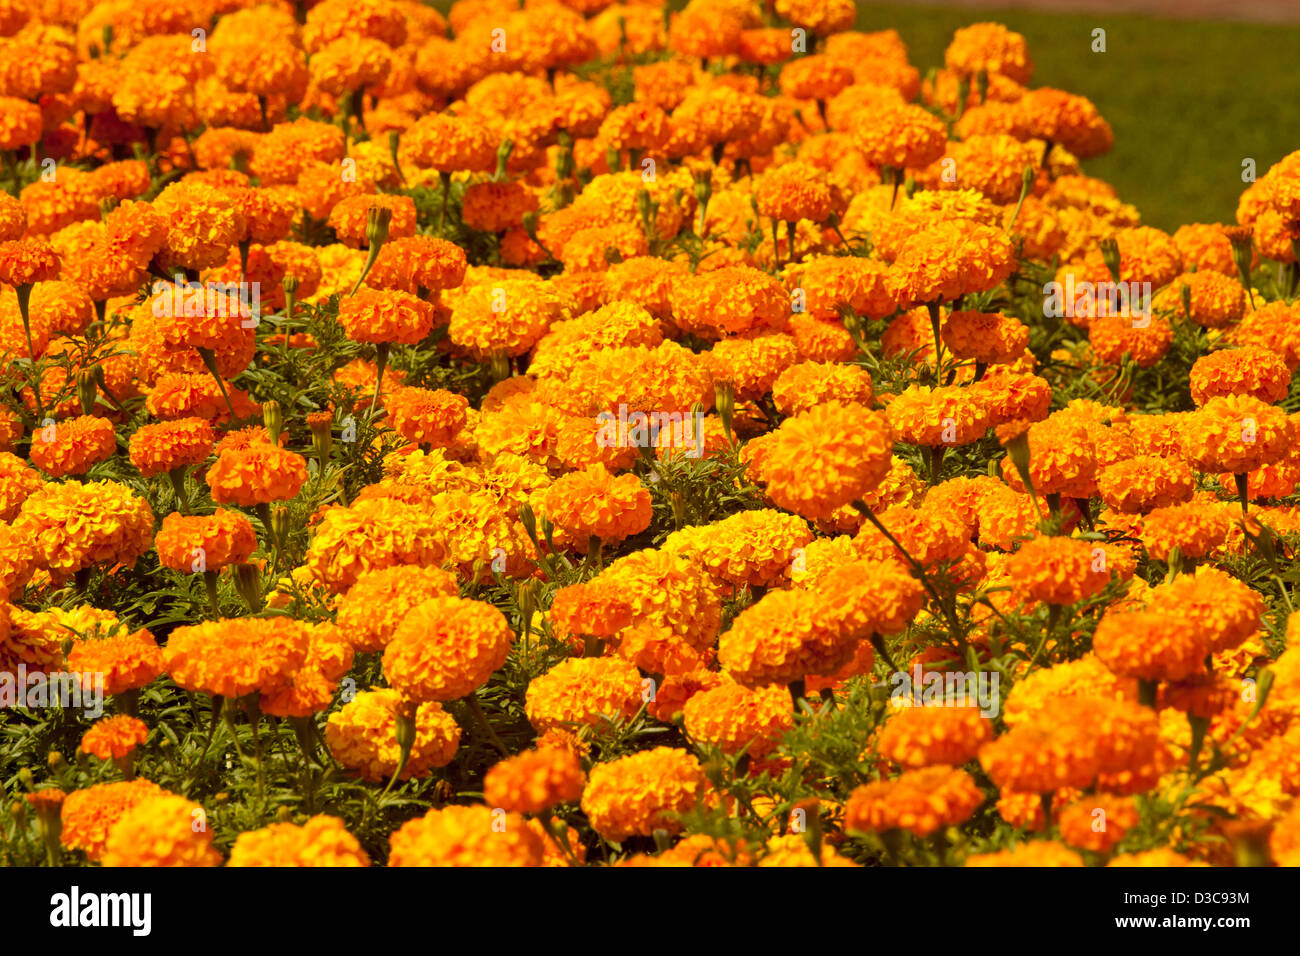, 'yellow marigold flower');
683,681,793,759
851,101,947,170
719,587,854,686
155,509,257,574
206,441,308,506
669,265,789,339
1007,535,1109,608
581,747,707,843
591,549,721,651
27,415,115,478
227,815,371,867
751,401,893,522
1138,500,1232,561
1057,794,1139,853
60,779,167,862
845,766,985,837
704,332,800,402
886,384,990,447
335,565,459,652
389,805,543,866
1097,455,1195,513
484,746,587,815
525,656,644,733
661,508,812,590
1002,657,1136,725
326,688,460,782
79,714,148,761
128,417,214,478
101,794,221,867
965,841,1085,867
338,287,435,346
14,480,154,579
65,628,163,696
944,22,1033,83
1093,609,1207,682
